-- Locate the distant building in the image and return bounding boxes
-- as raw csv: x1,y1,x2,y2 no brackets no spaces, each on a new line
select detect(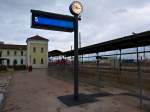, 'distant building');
0,35,49,69
0,41,4,44
27,35,49,68
0,44,27,66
